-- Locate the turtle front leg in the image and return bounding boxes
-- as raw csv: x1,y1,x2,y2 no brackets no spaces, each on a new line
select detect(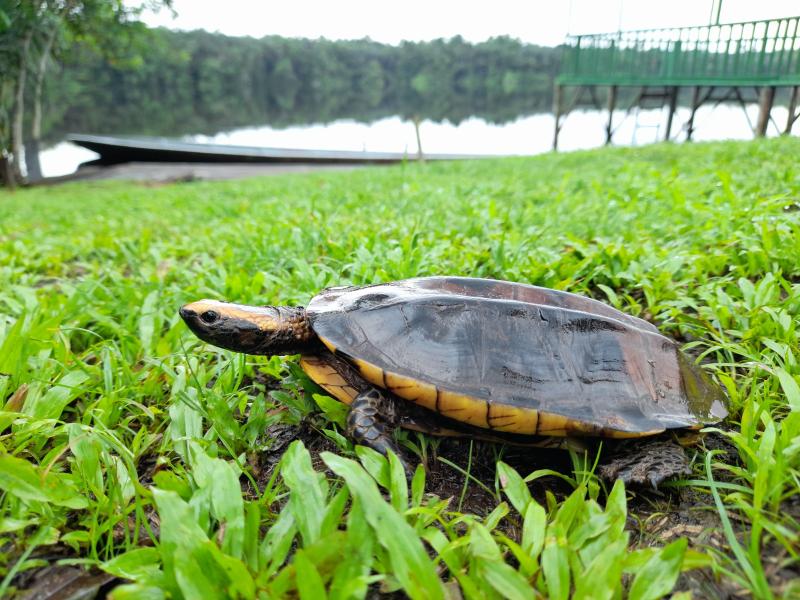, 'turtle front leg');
598,437,691,489
347,387,413,475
